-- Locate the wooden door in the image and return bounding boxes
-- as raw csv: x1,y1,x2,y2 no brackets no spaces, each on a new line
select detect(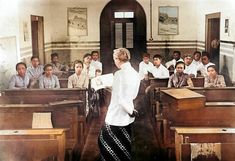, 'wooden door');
205,13,220,68
31,15,45,64
100,0,146,73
